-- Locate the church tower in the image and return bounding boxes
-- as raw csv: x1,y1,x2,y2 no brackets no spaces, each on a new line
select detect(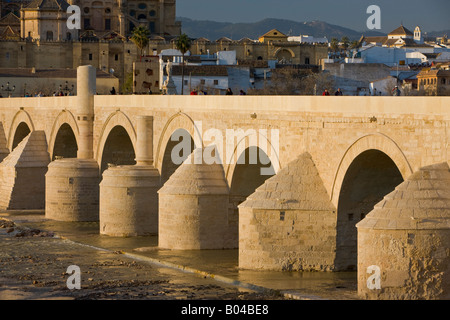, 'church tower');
414,26,423,44
20,0,77,41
